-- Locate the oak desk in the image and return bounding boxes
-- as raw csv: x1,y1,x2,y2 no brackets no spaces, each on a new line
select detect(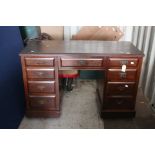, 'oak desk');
20,40,144,118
